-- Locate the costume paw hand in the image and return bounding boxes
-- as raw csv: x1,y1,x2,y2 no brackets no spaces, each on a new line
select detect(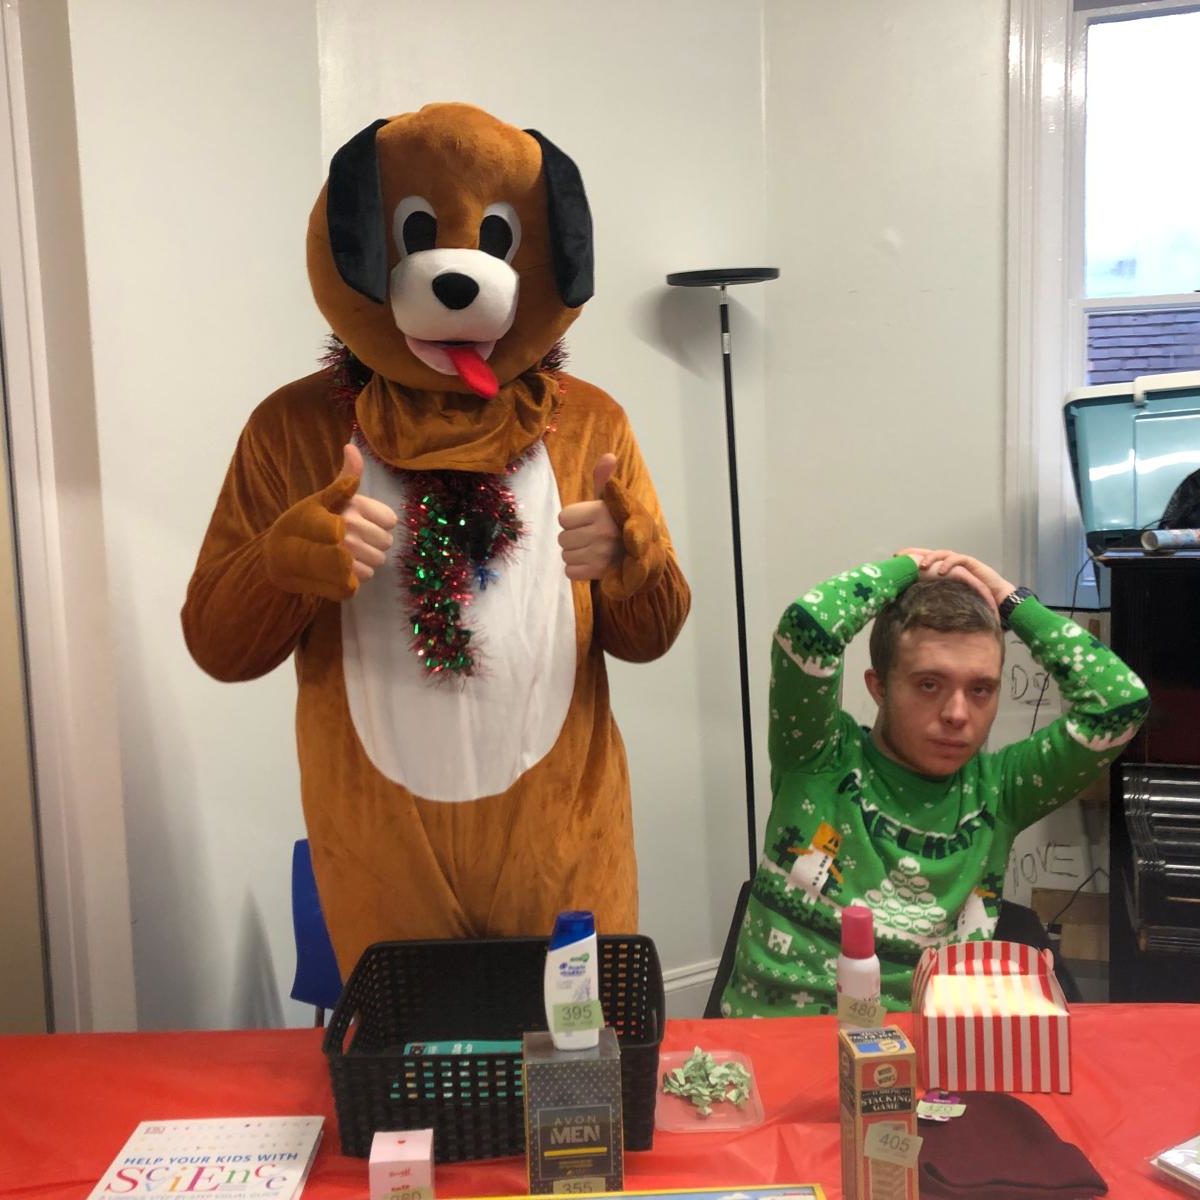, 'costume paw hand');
264,442,398,600
557,454,625,582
